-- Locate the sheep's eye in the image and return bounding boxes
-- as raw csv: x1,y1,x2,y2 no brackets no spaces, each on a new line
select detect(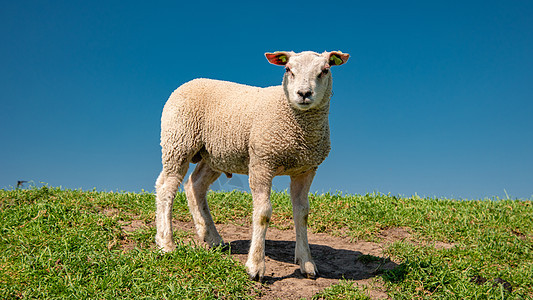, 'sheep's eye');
285,67,294,77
